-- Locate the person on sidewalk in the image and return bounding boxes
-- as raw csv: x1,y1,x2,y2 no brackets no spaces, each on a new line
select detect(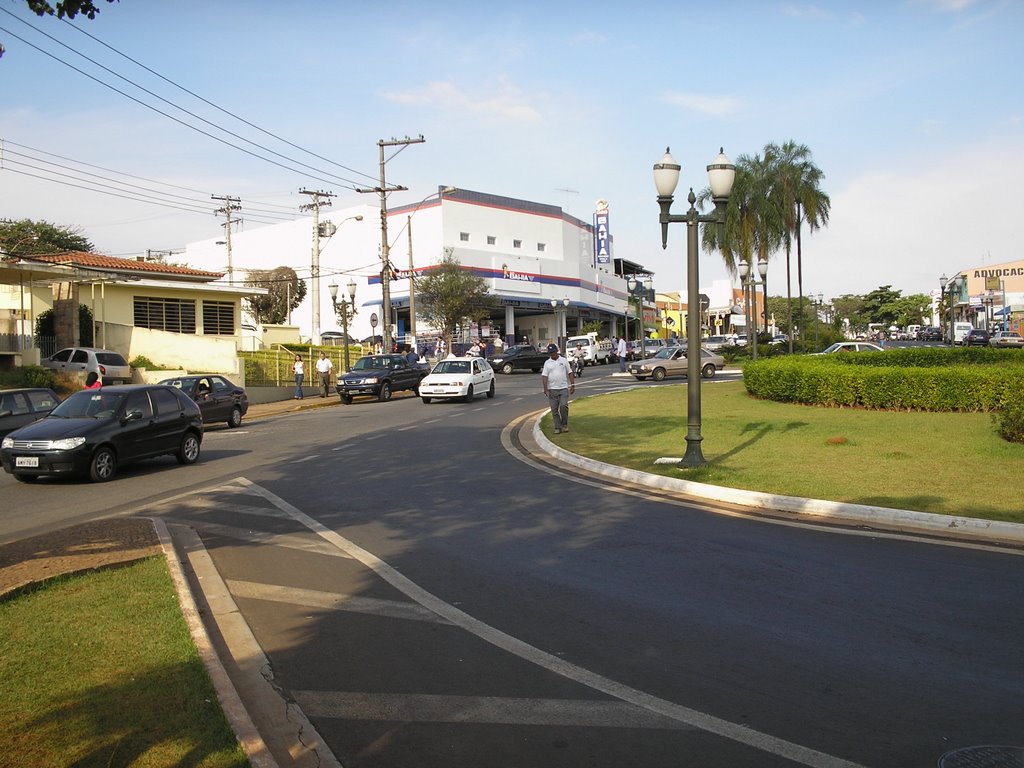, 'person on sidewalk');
315,352,333,398
541,343,575,434
292,354,305,399
617,336,627,373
